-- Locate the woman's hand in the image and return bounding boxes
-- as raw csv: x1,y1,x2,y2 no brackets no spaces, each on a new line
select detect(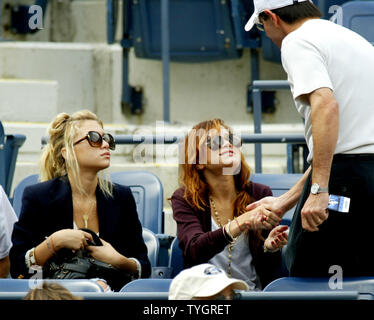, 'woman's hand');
52,229,94,251
264,225,288,252
240,204,282,231
86,238,123,266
